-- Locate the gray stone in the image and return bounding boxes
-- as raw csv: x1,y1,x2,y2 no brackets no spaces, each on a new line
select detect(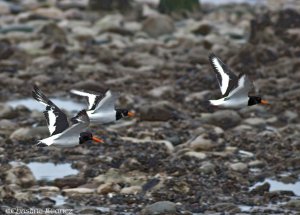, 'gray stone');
283,110,298,123
140,101,174,121
188,135,216,151
62,188,95,195
199,162,216,174
54,176,86,189
211,202,240,213
185,151,207,160
249,160,265,168
0,104,18,119
142,201,177,215
10,126,49,140
97,182,121,194
191,21,213,35
94,14,123,32
250,182,270,195
243,117,266,127
120,186,142,194
229,162,248,173
0,119,17,131
142,15,175,38
0,1,10,14
148,86,173,98
285,199,300,211
200,110,241,129
5,165,35,188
